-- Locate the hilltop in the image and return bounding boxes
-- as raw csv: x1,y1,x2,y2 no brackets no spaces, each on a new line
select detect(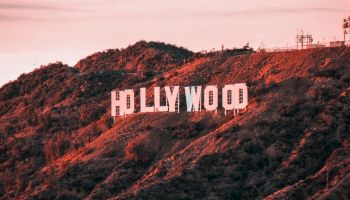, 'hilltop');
75,41,193,73
0,41,350,199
